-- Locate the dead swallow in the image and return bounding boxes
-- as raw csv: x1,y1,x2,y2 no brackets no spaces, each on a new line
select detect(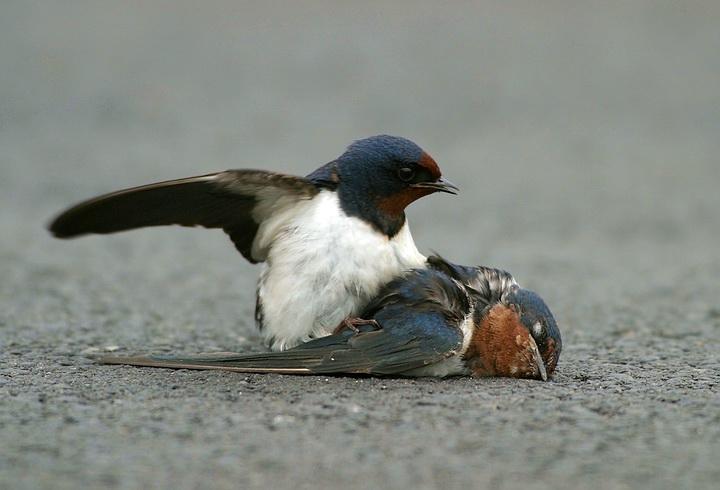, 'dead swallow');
102,257,561,380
